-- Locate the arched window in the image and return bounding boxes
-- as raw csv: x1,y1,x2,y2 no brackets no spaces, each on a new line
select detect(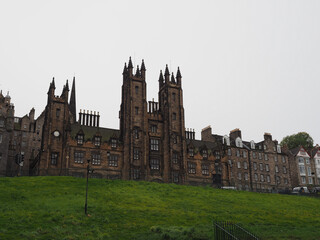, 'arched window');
223,135,230,146
236,137,243,148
